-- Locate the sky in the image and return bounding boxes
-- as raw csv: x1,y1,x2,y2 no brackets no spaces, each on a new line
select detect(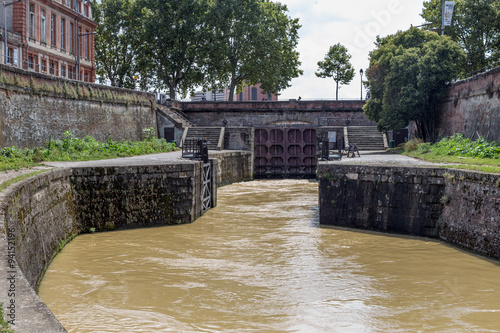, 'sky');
278,0,426,100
